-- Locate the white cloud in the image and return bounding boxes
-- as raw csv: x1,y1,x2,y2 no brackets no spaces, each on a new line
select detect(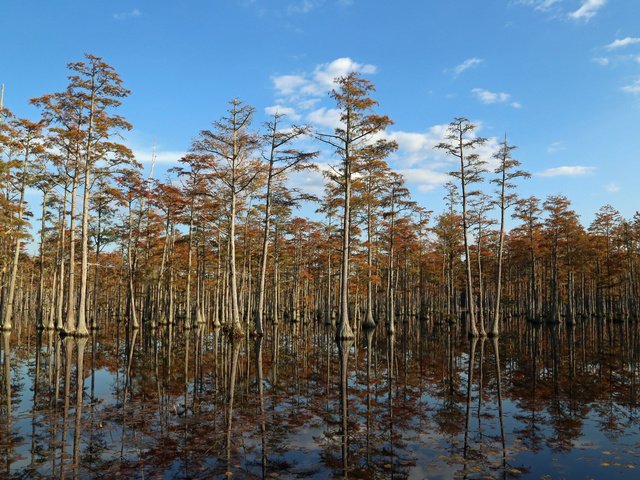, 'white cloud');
298,98,320,110
312,57,376,91
569,0,606,21
537,0,560,10
622,79,640,95
453,58,484,76
592,56,610,66
606,182,620,193
382,123,501,191
133,149,186,165
240,0,351,15
396,169,451,192
471,88,521,108
287,164,327,196
385,125,450,168
287,0,324,15
272,57,377,106
273,75,308,96
265,105,301,120
538,165,595,177
547,141,566,153
472,88,510,104
517,0,561,12
515,0,563,17
113,8,142,20
306,107,341,129
604,37,640,50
